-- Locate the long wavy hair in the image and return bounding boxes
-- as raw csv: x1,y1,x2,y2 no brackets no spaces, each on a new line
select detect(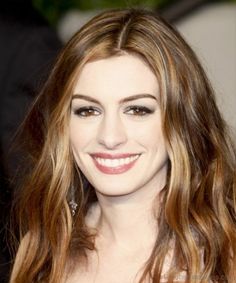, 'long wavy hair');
10,8,236,283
